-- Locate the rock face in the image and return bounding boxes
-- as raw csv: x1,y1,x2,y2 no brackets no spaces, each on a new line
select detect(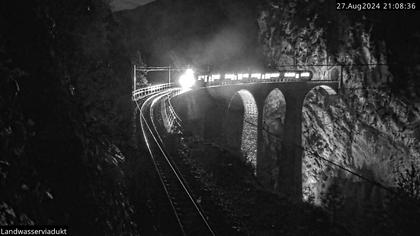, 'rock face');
261,89,286,190
0,2,139,234
258,0,420,207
